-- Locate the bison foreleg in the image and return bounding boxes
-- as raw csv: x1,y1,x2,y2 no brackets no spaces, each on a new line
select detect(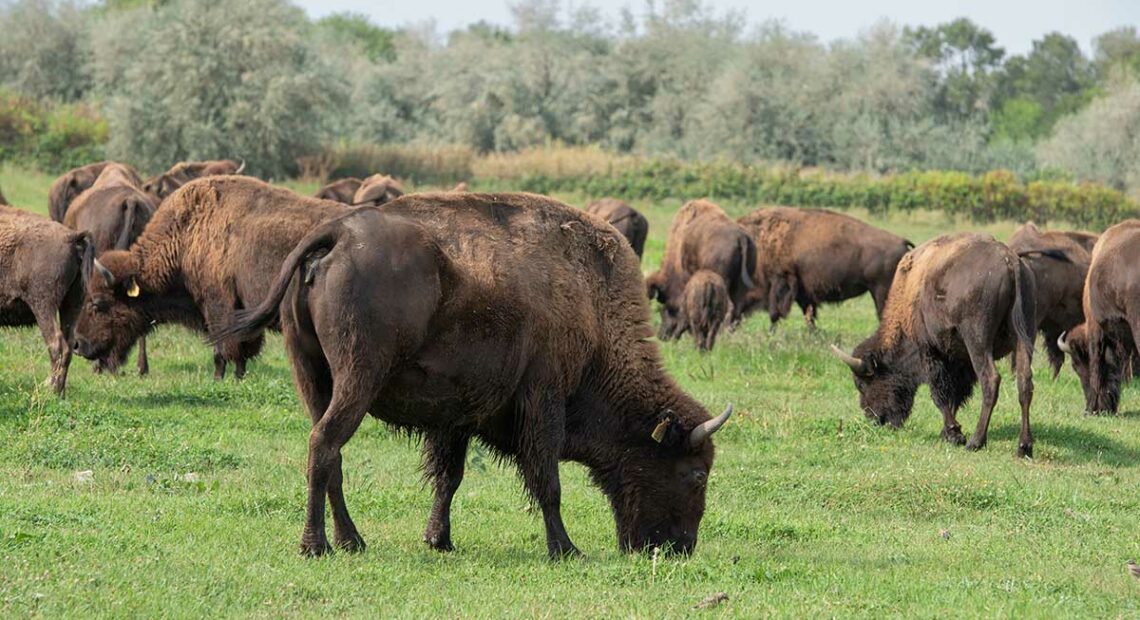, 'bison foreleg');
518,388,580,559
422,433,470,552
136,336,149,376
34,305,71,397
926,352,971,445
